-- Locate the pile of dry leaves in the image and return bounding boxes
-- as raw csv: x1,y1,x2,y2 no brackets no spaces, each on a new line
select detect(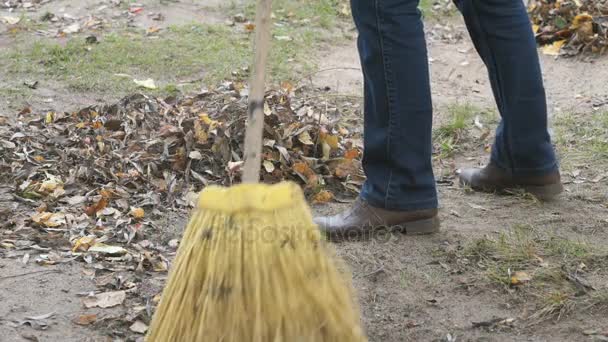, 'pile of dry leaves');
529,0,608,56
0,82,365,238
0,83,363,337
